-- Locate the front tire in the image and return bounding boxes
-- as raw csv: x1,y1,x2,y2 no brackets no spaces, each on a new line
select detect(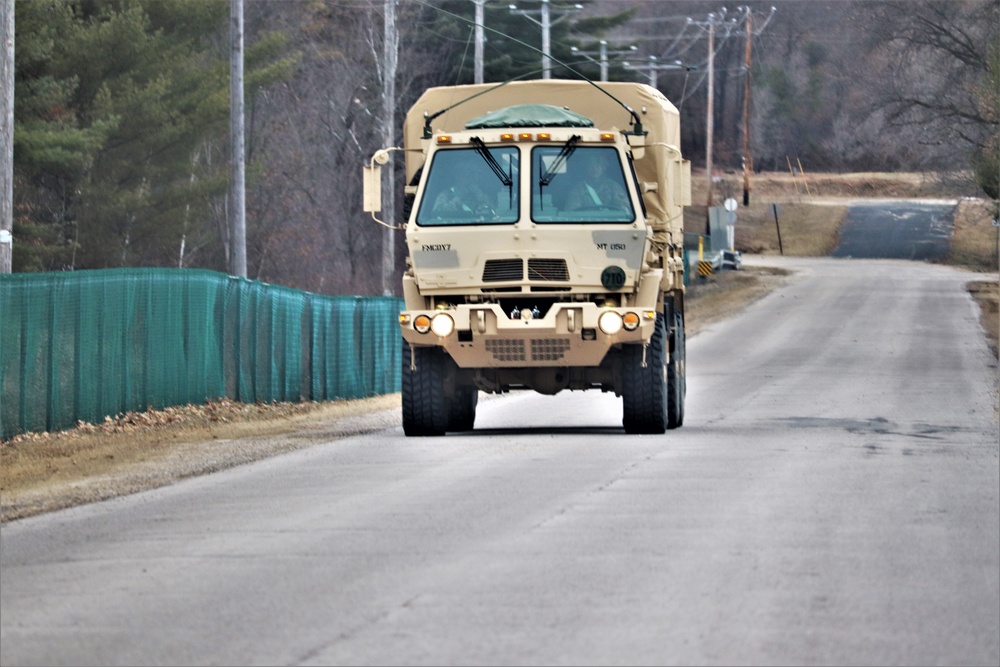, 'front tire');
621,312,668,434
401,344,450,436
